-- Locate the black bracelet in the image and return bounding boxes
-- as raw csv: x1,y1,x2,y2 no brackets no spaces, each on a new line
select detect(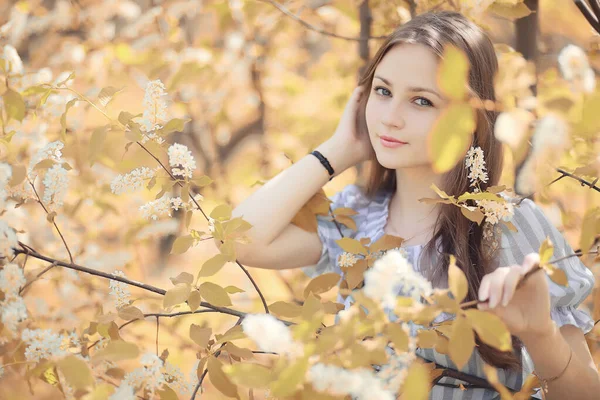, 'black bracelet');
310,150,335,180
